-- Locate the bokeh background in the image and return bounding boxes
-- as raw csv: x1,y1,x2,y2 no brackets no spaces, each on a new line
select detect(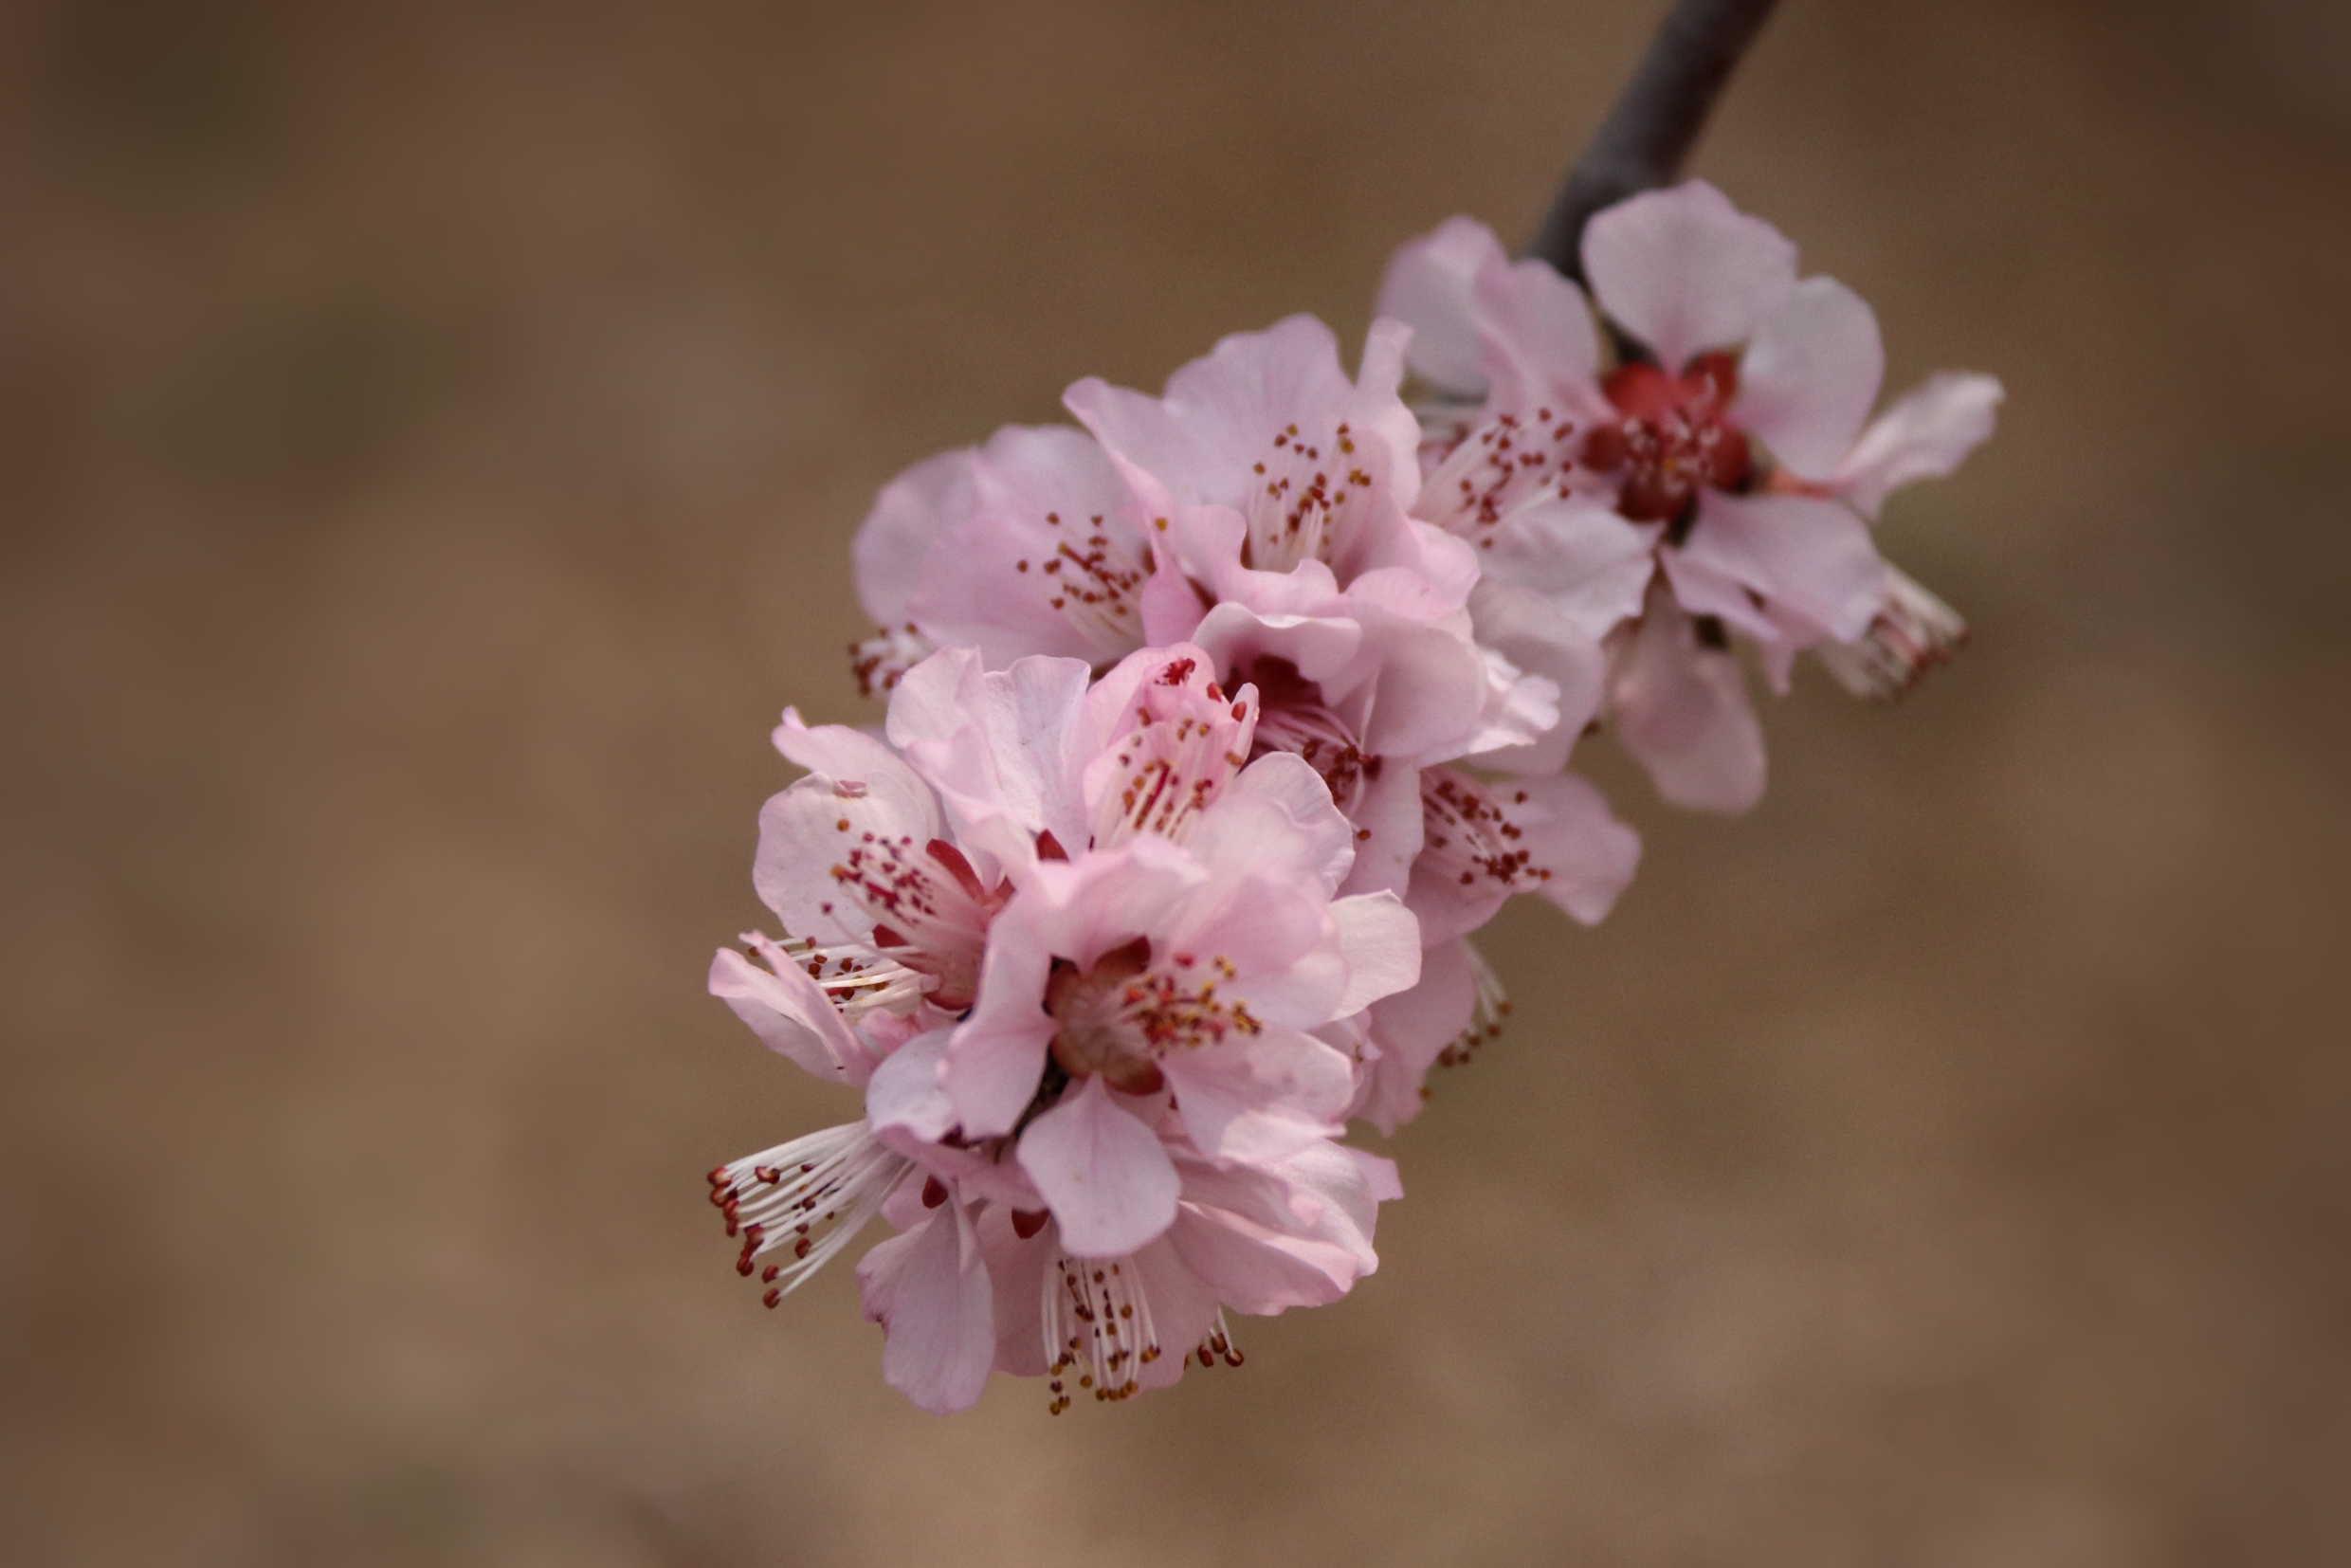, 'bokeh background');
5,0,2348,1562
